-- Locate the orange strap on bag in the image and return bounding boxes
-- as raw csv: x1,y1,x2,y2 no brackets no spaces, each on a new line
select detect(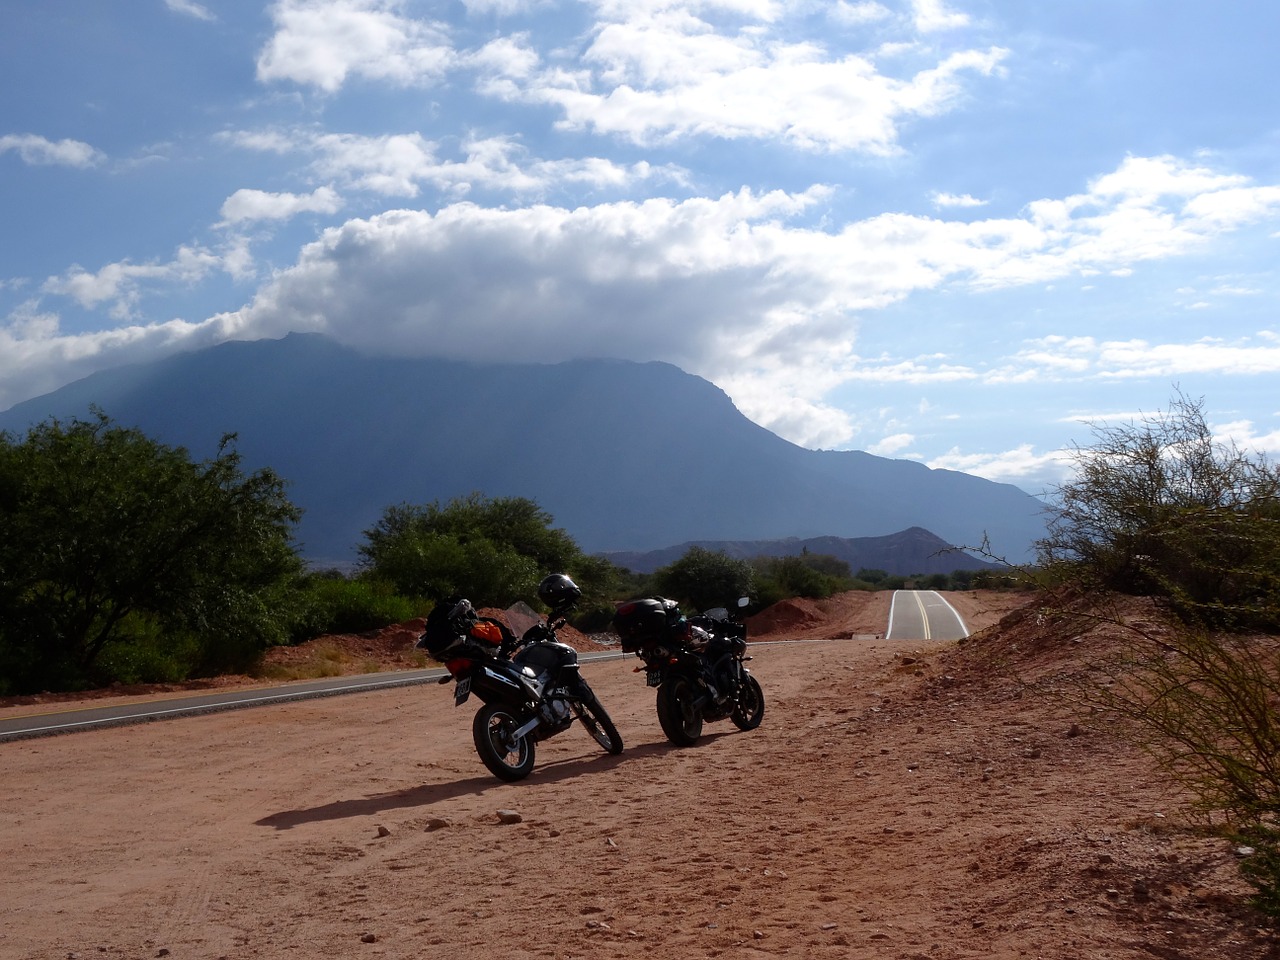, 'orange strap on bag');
469,620,504,646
